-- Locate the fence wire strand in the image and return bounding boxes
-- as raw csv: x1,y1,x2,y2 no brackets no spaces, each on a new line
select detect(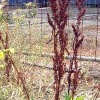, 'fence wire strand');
4,3,100,62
